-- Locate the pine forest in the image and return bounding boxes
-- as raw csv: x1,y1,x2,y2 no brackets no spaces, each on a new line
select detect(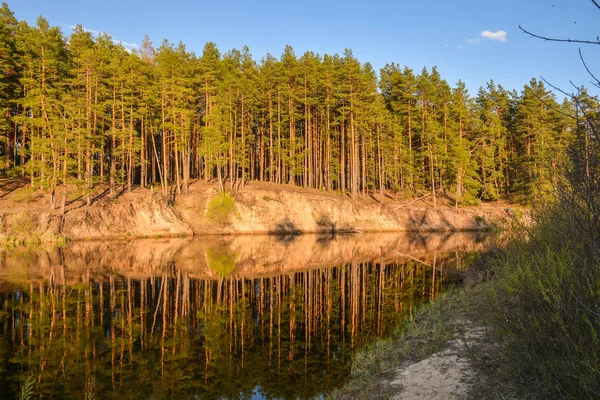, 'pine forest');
0,3,590,211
